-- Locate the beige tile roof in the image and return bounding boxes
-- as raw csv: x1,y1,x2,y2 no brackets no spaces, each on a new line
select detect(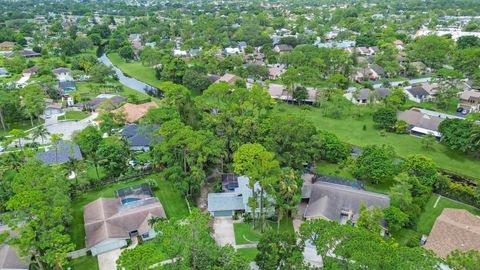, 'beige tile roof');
424,208,480,258
84,197,166,248
215,73,241,85
113,102,158,123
